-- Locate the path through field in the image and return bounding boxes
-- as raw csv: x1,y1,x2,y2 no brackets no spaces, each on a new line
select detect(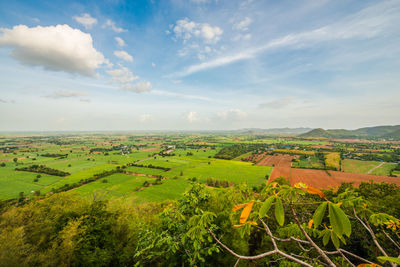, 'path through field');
367,162,384,174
